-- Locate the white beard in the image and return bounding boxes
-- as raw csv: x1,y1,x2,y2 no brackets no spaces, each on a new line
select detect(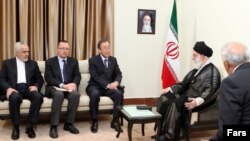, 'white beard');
142,25,152,33
193,58,202,69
